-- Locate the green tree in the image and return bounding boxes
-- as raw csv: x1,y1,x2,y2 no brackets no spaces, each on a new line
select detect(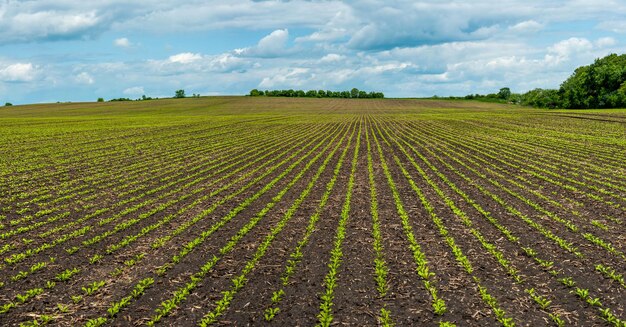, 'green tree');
560,53,626,108
520,89,560,109
350,88,360,98
174,89,186,98
5,102,13,106
97,98,104,102
497,87,512,100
